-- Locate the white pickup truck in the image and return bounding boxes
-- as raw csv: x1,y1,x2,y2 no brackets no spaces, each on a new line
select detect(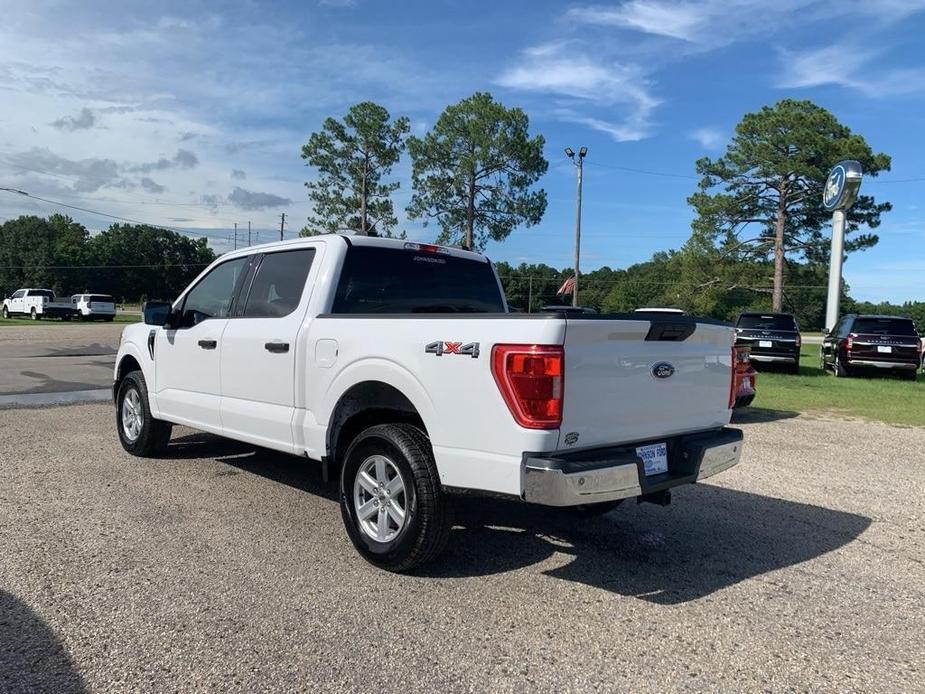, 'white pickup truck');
114,235,744,571
2,288,79,320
